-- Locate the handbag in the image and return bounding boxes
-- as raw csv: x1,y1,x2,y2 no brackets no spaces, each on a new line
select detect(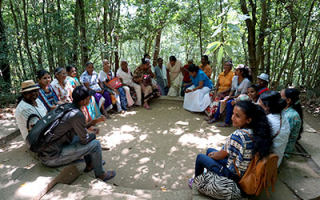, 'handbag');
234,130,279,197
143,75,152,87
107,76,123,89
194,171,242,200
